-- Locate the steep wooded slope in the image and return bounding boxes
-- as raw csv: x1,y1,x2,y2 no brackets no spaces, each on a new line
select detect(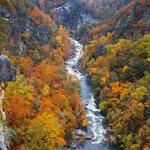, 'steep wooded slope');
81,0,150,149
0,1,86,149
